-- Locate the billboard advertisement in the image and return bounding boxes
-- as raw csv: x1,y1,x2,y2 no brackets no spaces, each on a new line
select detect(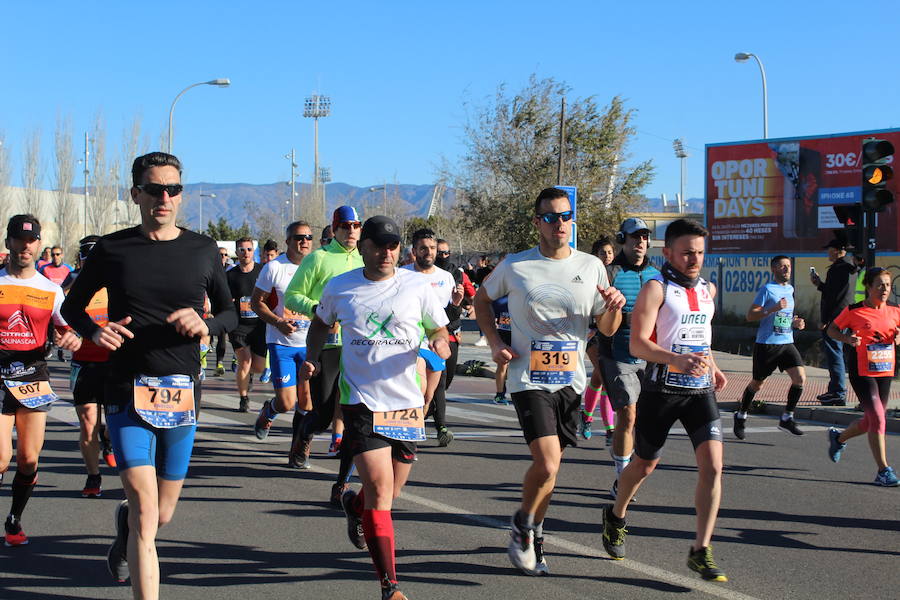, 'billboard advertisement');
706,129,900,253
